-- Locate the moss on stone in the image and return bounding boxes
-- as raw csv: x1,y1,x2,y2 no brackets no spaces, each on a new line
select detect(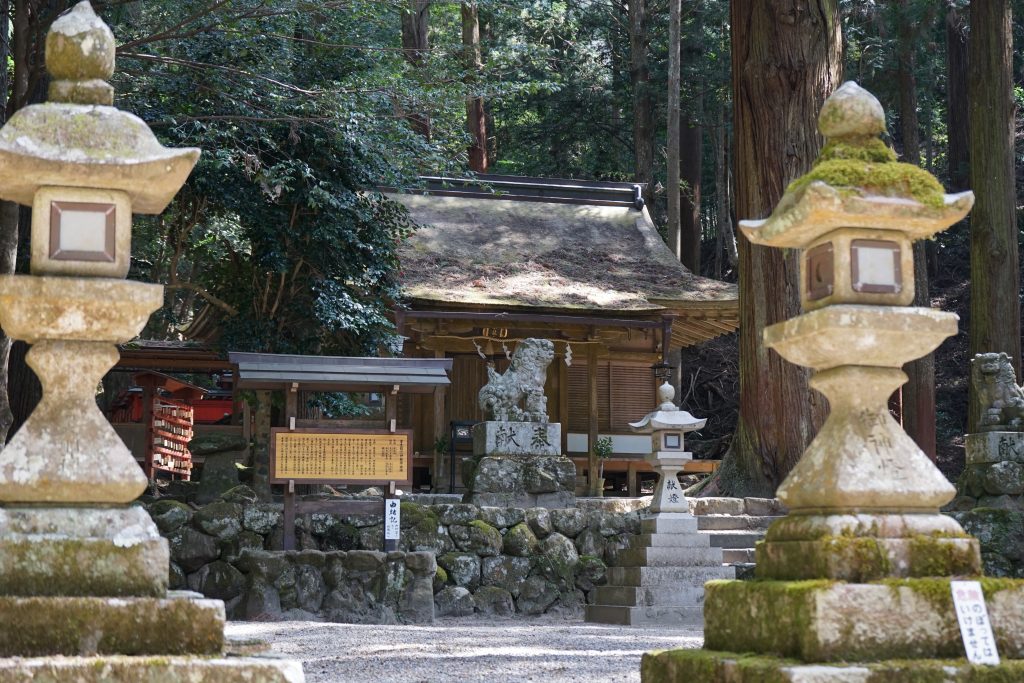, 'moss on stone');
640,649,1024,683
787,159,947,209
703,580,835,658
819,532,892,581
399,502,437,529
906,534,979,577
876,577,955,613
817,138,897,165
